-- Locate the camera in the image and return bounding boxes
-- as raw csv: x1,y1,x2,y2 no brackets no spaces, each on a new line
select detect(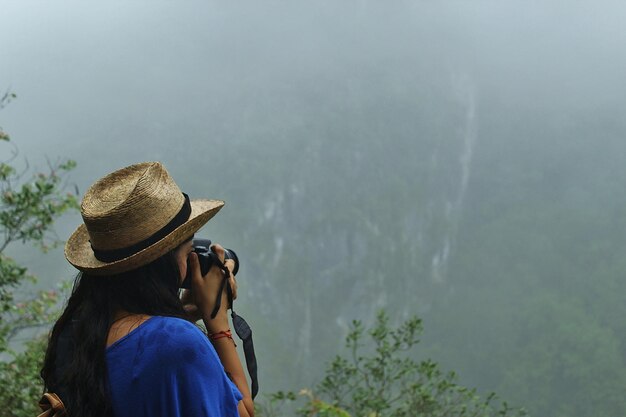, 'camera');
180,238,240,289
